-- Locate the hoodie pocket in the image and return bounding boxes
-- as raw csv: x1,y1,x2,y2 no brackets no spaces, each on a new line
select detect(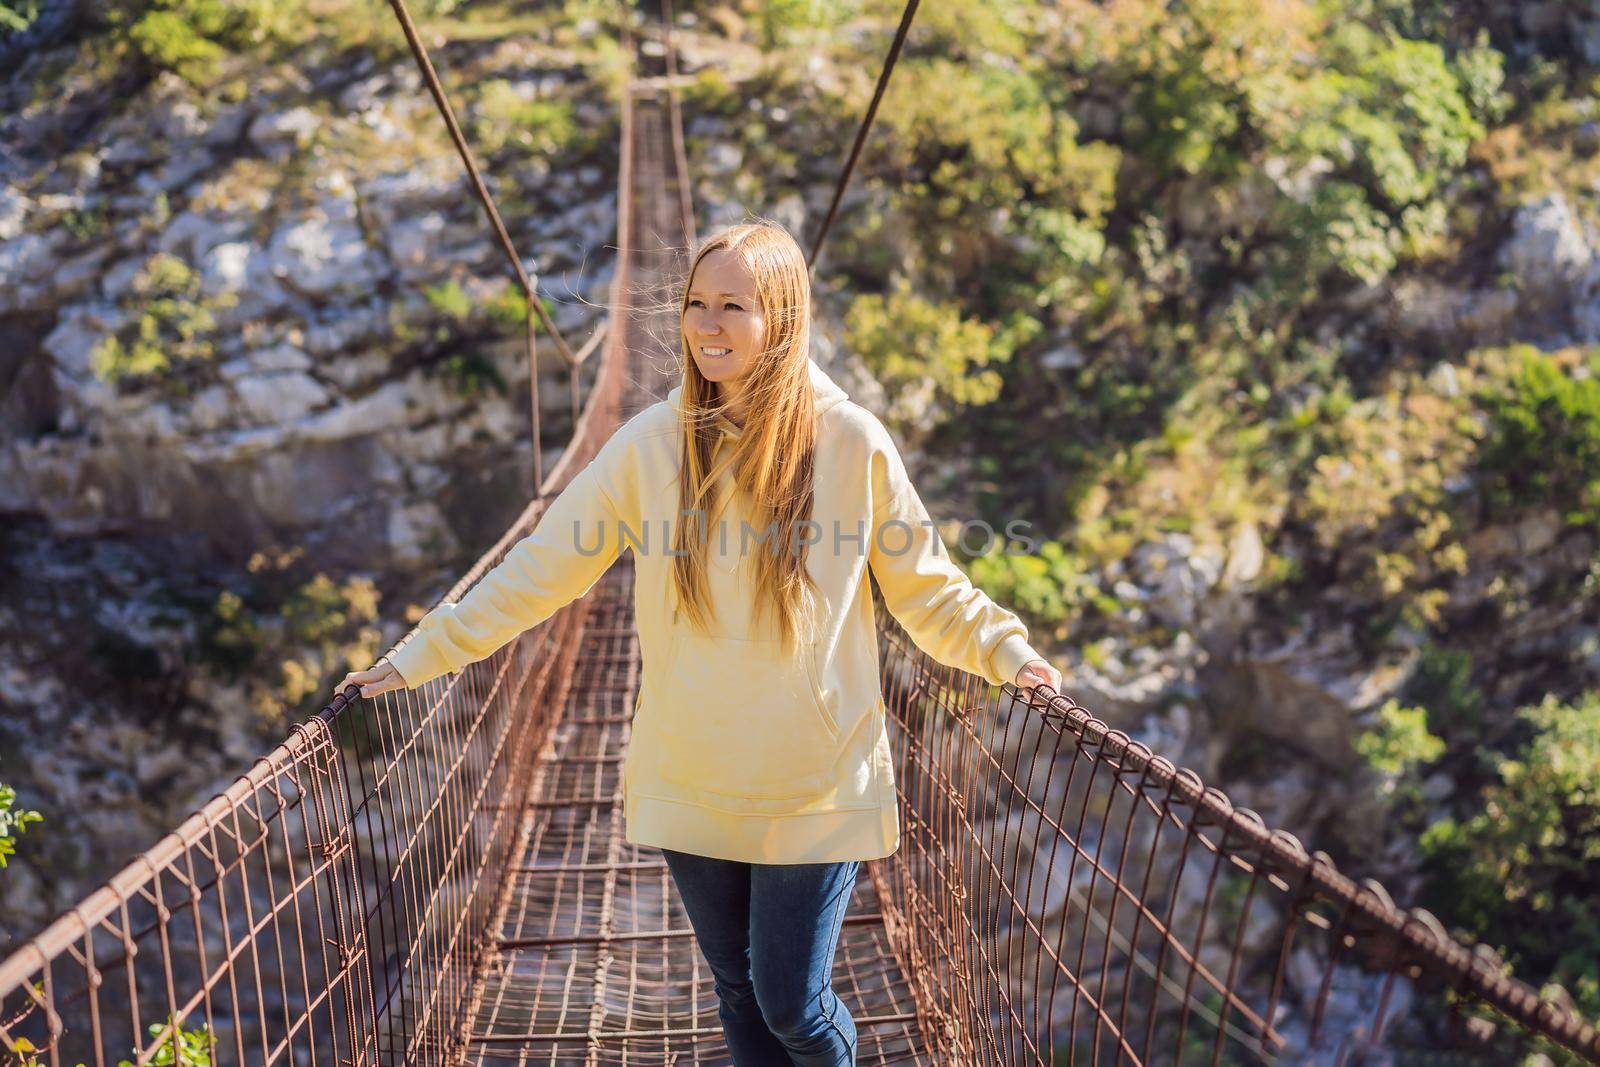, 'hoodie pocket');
656,628,841,801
